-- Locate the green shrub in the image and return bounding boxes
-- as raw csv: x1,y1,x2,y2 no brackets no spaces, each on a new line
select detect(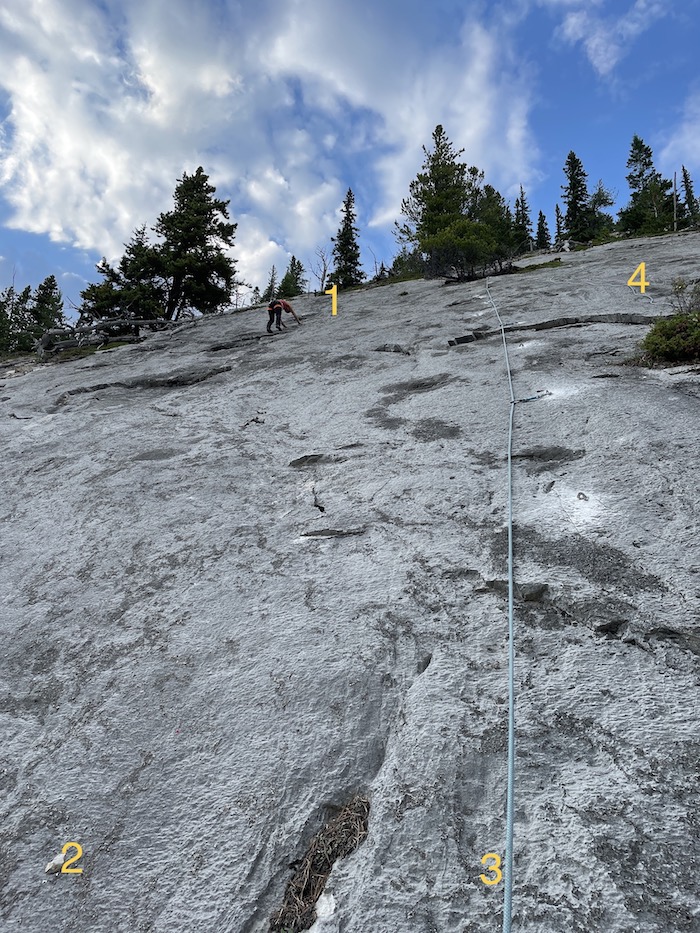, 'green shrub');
641,278,700,364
